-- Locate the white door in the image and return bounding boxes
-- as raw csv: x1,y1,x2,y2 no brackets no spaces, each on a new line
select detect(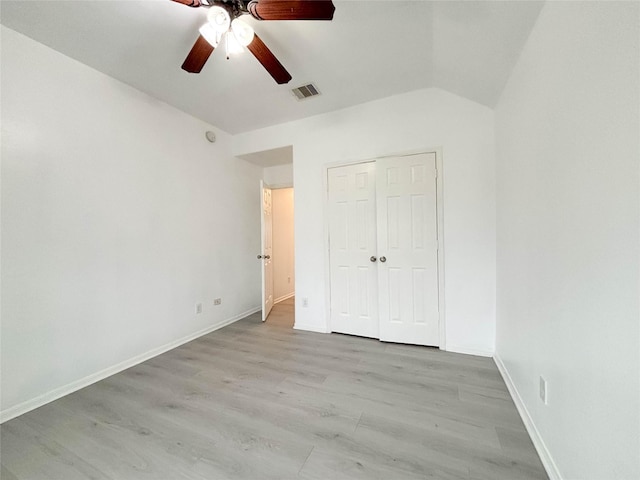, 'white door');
328,162,379,338
376,153,439,346
260,181,274,321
